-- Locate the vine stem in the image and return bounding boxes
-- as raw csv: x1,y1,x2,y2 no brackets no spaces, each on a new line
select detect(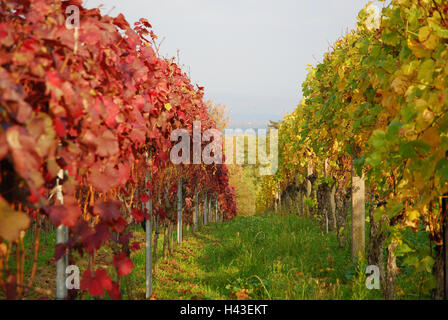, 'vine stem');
27,215,41,289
